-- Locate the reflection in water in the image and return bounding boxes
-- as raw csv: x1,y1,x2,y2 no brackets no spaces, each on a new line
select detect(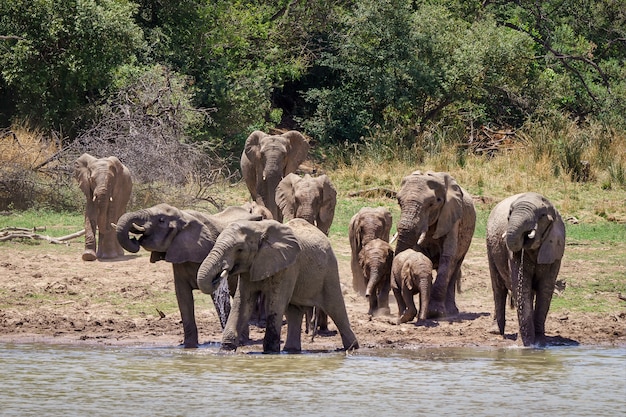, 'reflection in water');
0,343,624,417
